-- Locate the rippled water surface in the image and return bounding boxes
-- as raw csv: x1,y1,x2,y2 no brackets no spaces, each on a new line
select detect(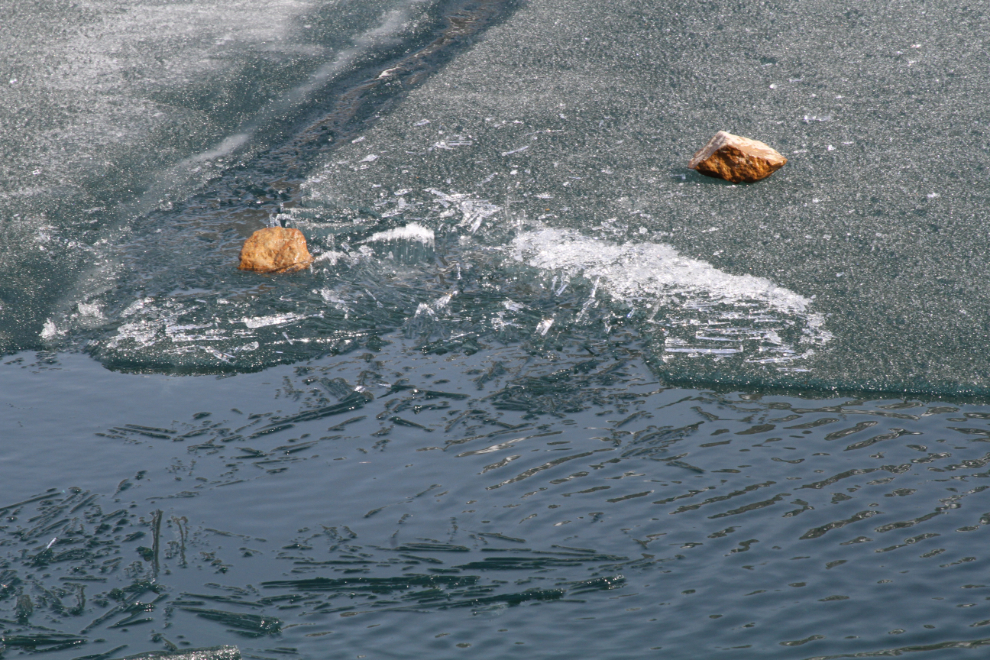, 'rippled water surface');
3,0,990,657
5,347,990,659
